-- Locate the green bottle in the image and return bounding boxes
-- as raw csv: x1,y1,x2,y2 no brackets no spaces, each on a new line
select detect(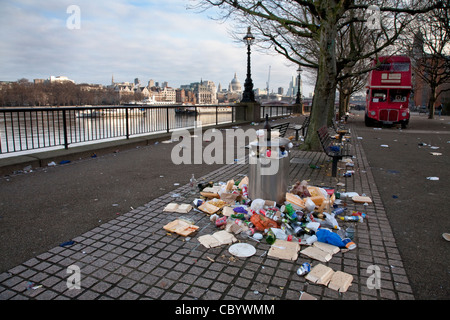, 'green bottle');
265,229,276,245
